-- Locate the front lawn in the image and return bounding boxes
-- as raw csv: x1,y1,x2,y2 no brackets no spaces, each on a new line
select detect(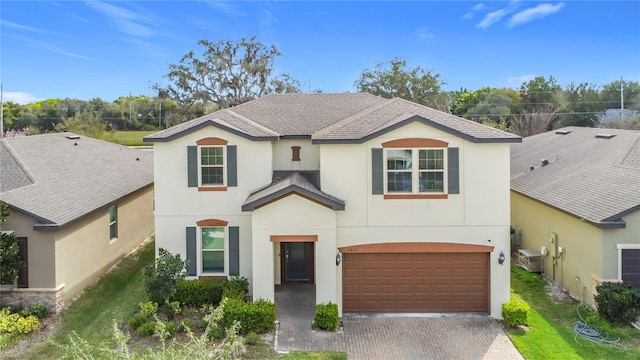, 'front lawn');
508,266,640,359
